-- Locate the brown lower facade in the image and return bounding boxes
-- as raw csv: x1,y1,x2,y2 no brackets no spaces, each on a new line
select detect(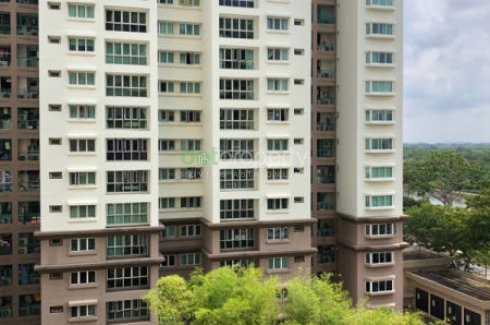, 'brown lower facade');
35,227,163,325
160,218,316,282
